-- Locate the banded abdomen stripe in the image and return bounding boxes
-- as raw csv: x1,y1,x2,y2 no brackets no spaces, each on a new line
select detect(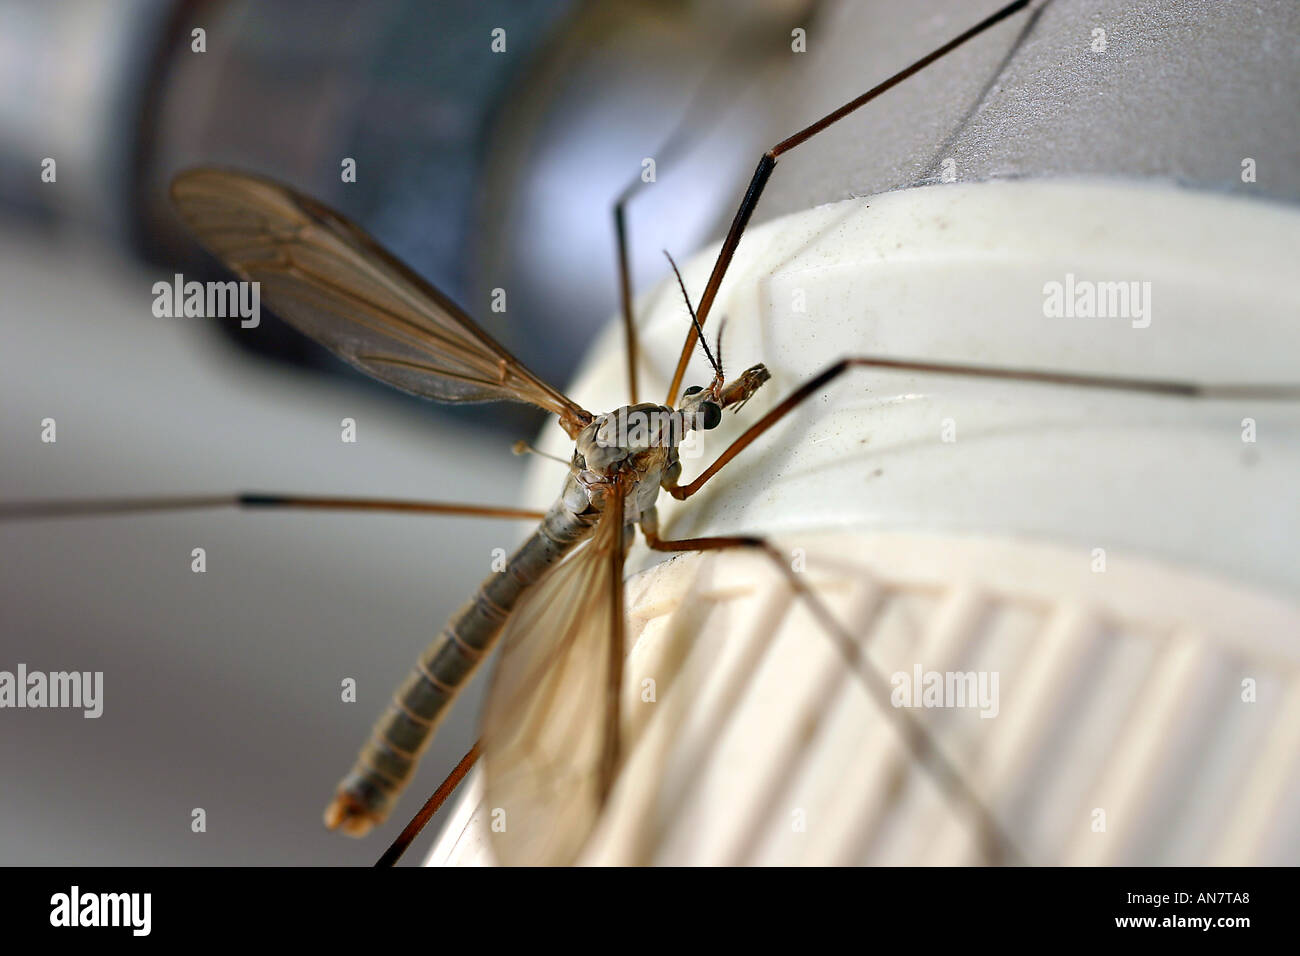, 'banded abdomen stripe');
324,497,598,835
